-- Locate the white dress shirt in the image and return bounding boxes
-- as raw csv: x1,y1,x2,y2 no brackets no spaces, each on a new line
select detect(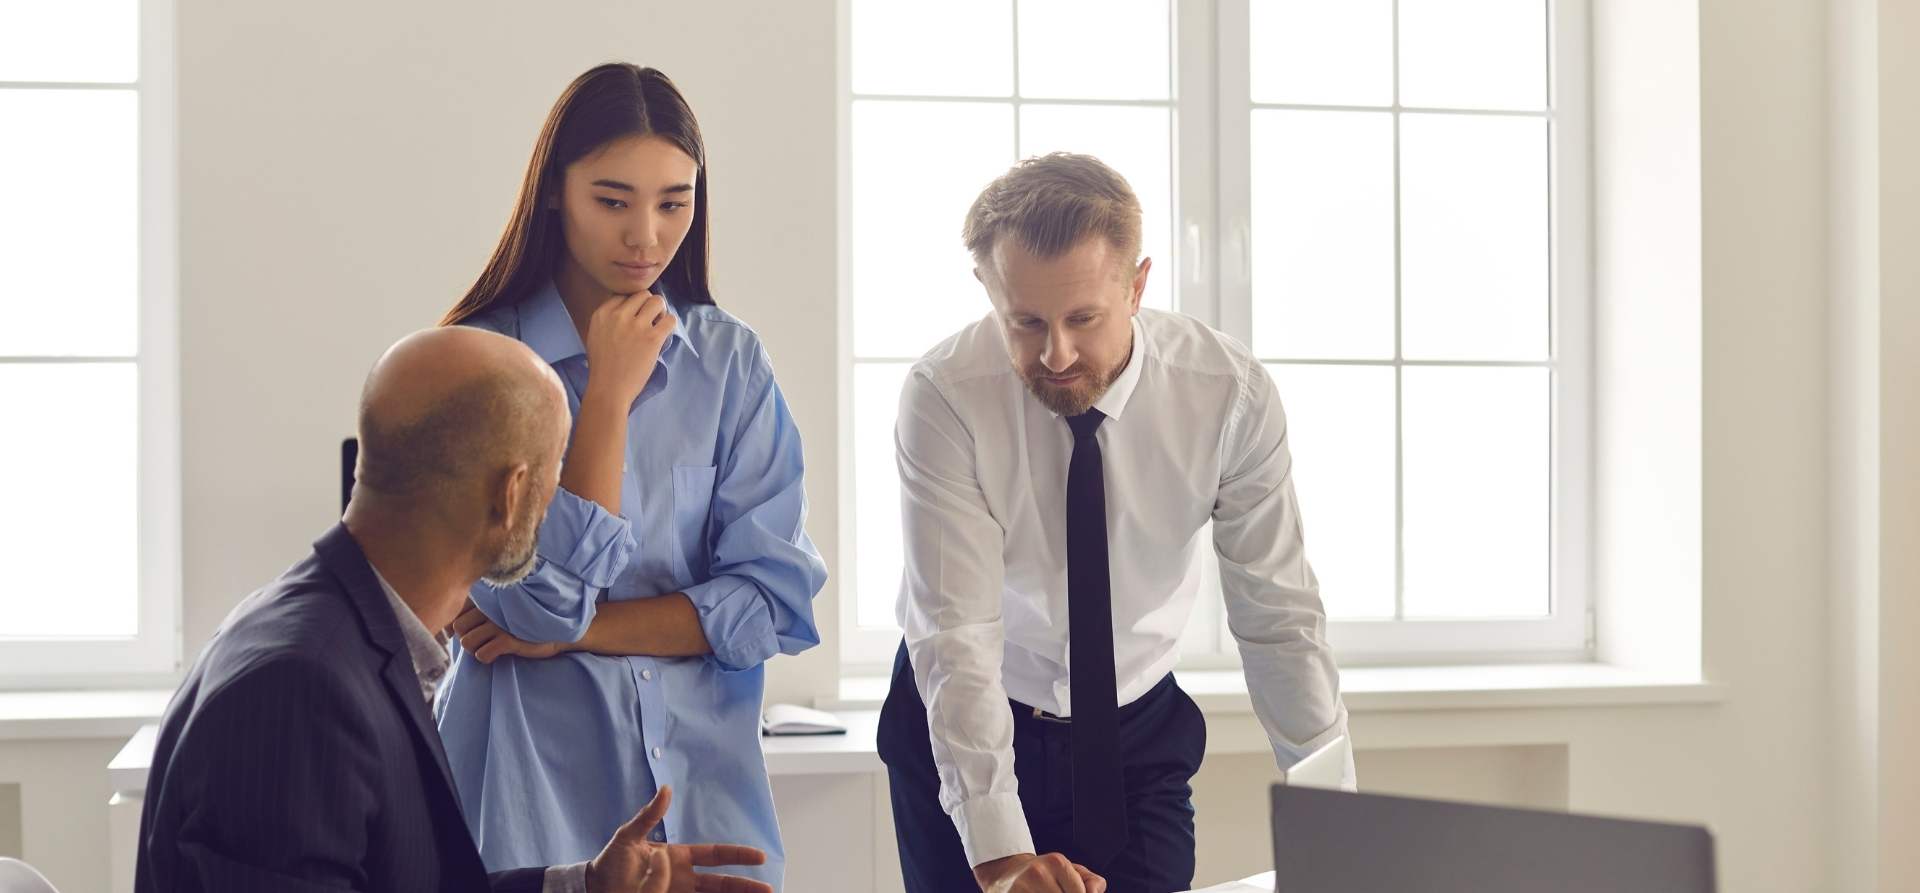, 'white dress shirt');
894,308,1354,867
